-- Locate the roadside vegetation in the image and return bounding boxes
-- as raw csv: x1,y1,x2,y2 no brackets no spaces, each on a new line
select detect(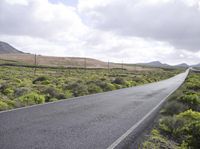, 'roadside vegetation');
141,71,200,149
0,66,181,111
